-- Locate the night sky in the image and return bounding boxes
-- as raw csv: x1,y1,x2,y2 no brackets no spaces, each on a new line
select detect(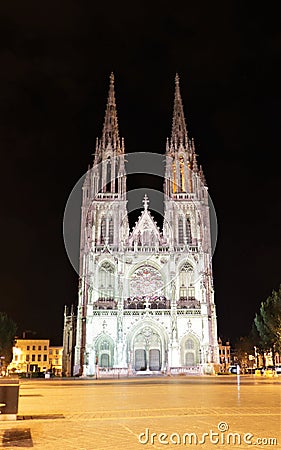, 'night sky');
1,2,280,345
